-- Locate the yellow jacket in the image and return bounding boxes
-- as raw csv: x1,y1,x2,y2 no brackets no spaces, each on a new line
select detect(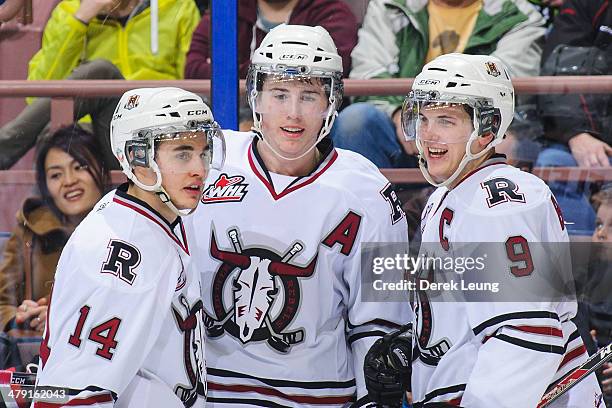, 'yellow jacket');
28,0,199,82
